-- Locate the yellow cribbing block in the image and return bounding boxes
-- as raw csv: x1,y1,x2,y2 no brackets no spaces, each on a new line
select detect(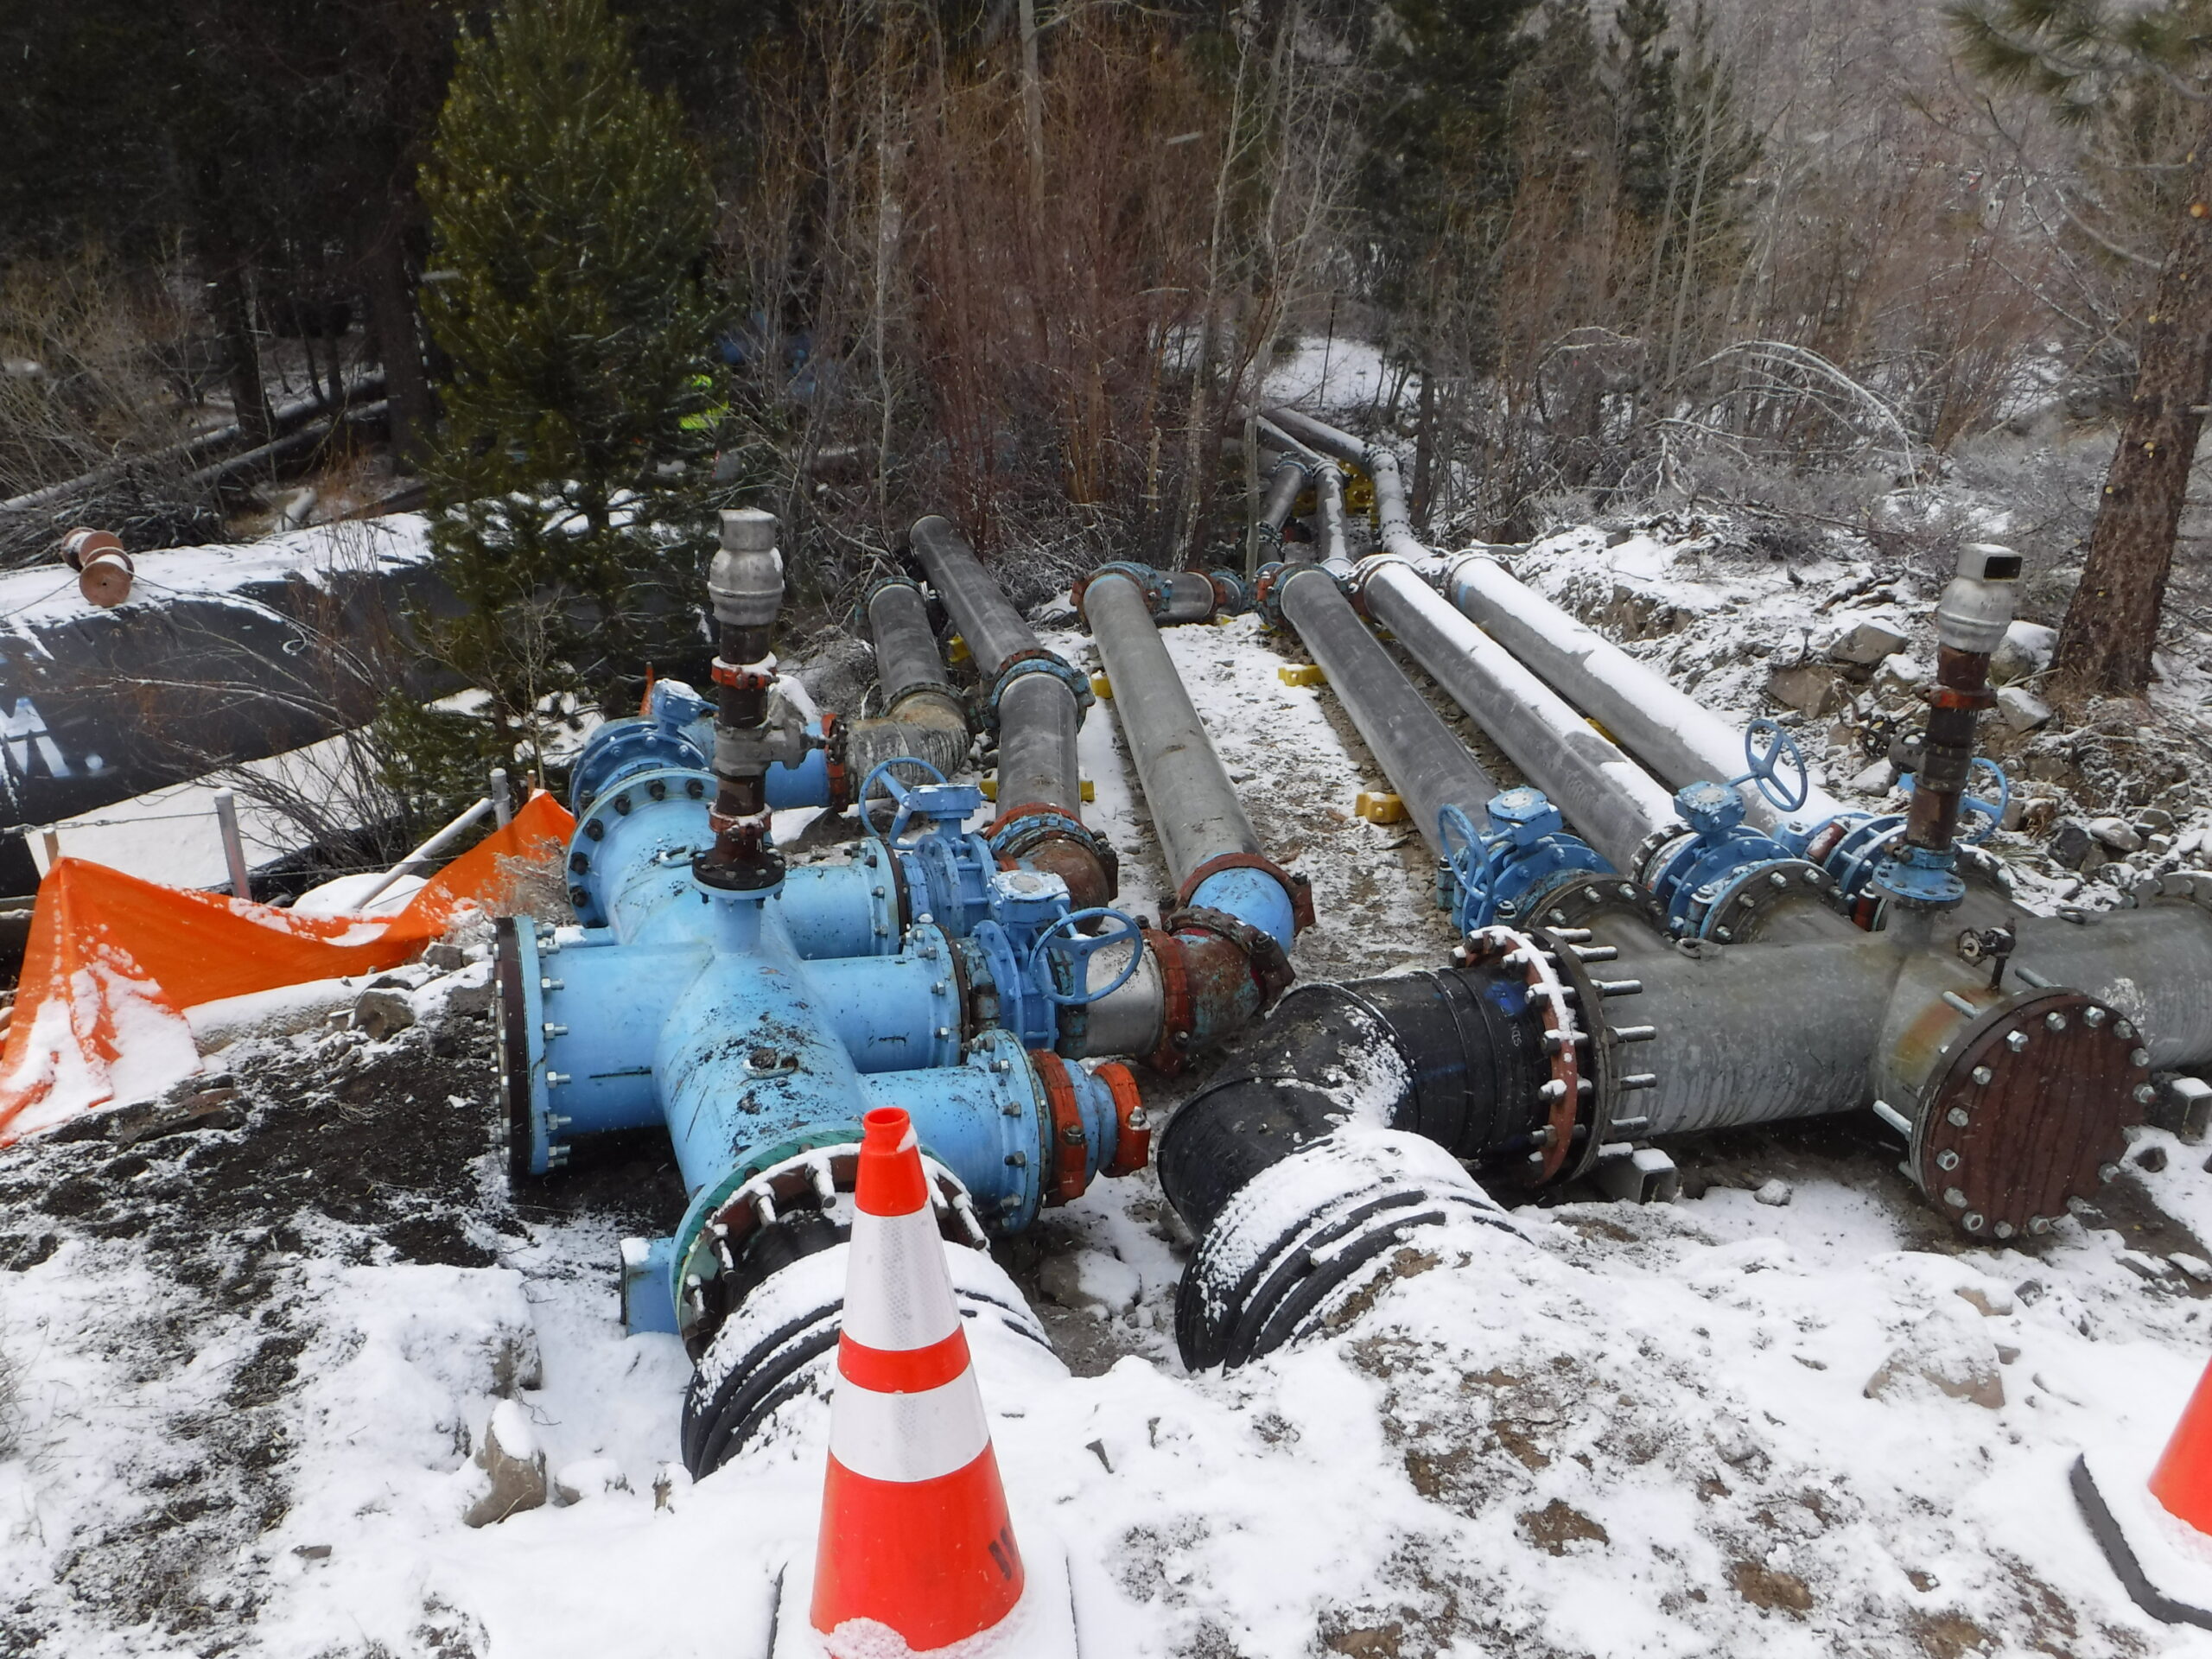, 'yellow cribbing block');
1211,613,1235,626
1081,780,1096,803
1278,664,1326,688
981,777,998,802
948,634,970,664
1091,673,1113,699
1586,716,1618,744
1356,791,1407,824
